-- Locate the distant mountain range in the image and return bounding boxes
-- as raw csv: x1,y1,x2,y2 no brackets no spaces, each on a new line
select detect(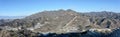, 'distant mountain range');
0,16,25,19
